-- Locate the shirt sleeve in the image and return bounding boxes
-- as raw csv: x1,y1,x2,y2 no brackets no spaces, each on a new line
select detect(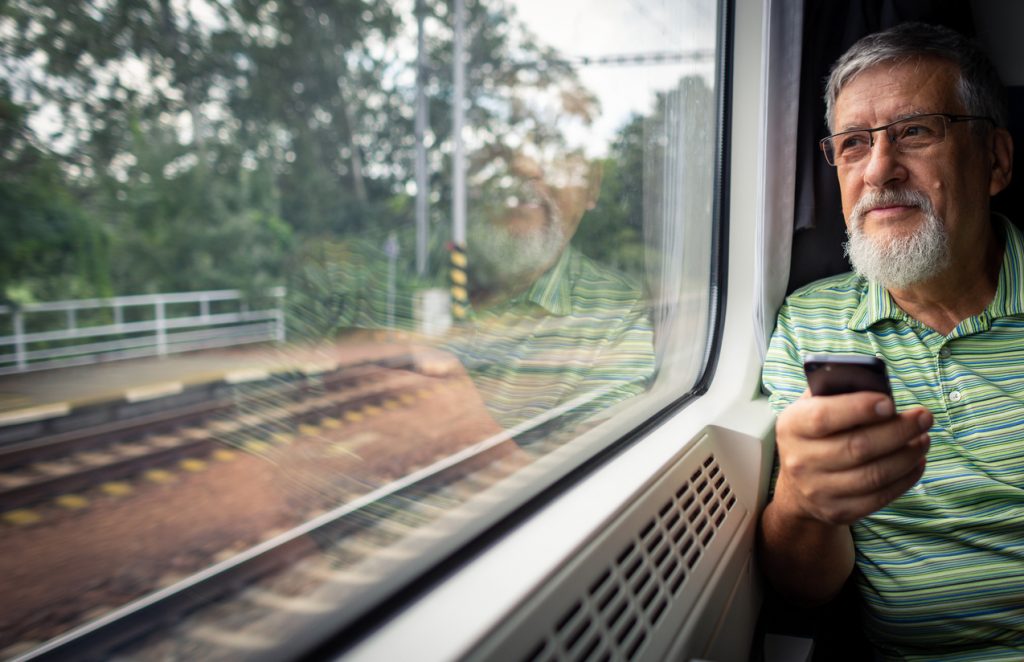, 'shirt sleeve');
762,298,808,415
